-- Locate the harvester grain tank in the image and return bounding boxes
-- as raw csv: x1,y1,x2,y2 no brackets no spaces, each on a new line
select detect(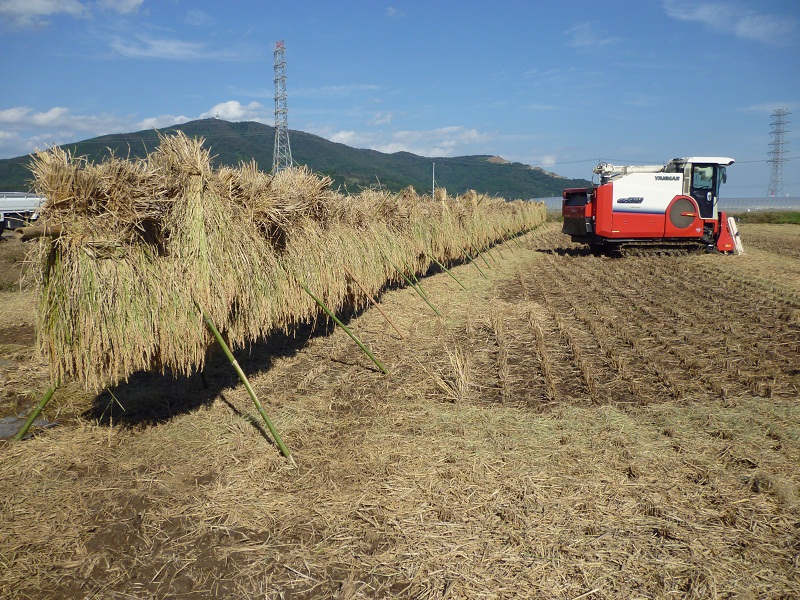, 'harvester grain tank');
562,157,741,254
